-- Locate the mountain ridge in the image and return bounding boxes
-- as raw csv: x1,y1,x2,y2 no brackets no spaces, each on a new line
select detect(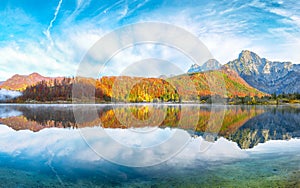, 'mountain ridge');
0,73,63,91
188,59,222,73
188,50,300,94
